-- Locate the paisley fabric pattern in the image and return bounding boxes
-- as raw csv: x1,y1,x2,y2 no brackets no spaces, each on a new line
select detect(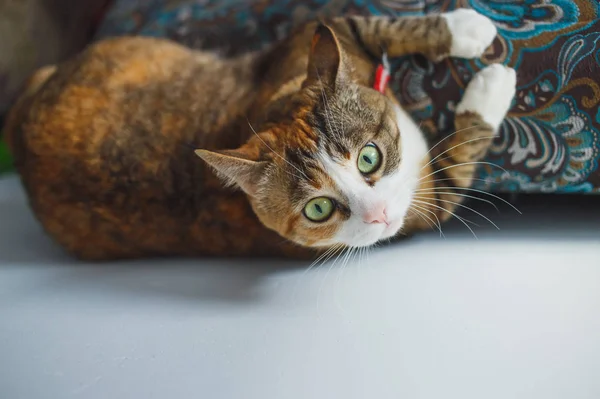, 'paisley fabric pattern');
96,0,600,193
